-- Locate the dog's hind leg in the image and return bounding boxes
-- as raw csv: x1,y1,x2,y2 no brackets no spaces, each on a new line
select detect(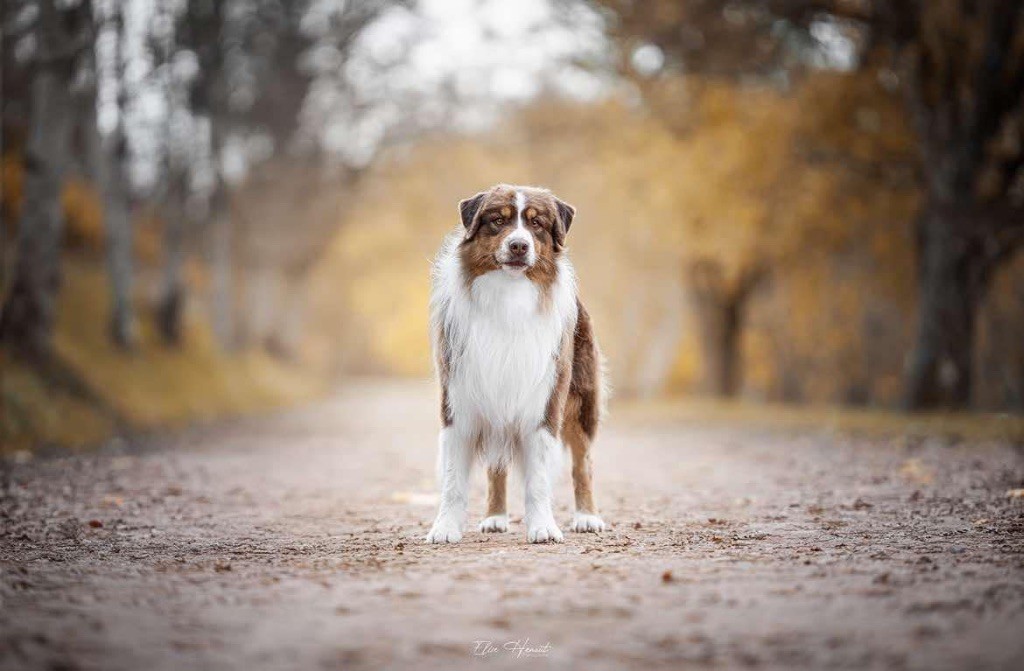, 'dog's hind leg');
479,468,509,532
564,394,605,533
564,300,605,532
